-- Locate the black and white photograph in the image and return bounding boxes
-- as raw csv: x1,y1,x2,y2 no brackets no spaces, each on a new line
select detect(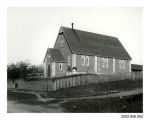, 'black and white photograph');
6,7,143,114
